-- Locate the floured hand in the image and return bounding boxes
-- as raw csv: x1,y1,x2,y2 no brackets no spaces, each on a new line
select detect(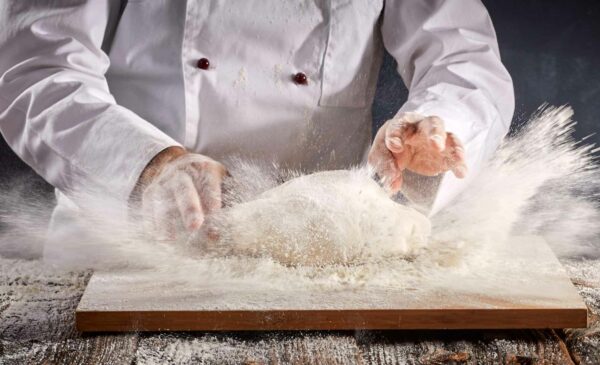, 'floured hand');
134,147,228,241
368,112,467,194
